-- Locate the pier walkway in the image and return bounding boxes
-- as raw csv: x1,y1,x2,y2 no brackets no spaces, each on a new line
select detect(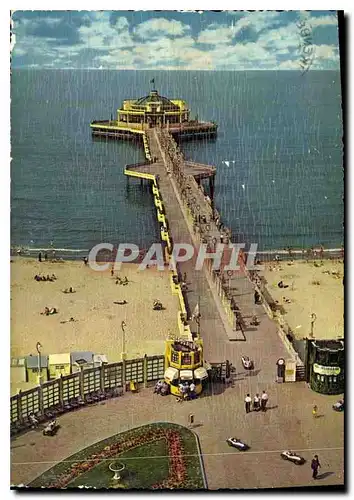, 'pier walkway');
129,128,290,382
